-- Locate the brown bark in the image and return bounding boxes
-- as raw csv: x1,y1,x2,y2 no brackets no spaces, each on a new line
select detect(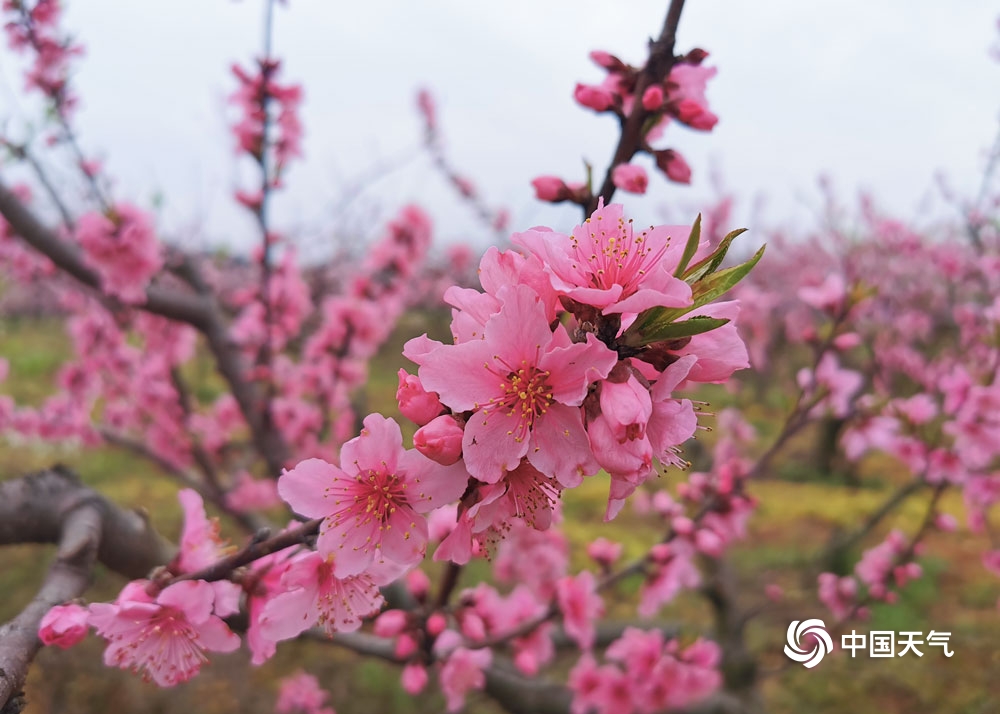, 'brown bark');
0,467,174,711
